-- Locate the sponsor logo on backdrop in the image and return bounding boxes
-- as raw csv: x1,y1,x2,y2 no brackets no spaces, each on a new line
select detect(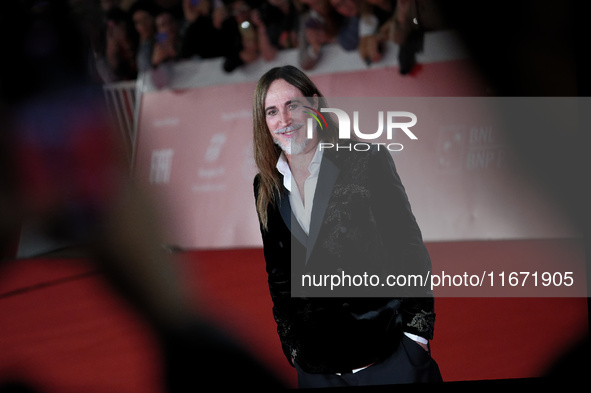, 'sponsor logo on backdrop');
437,125,511,171
193,133,227,193
150,149,174,184
153,118,180,128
